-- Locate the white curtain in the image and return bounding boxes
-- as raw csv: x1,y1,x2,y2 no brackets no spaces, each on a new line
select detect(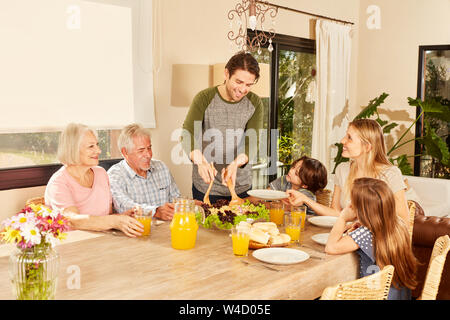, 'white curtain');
312,20,352,171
